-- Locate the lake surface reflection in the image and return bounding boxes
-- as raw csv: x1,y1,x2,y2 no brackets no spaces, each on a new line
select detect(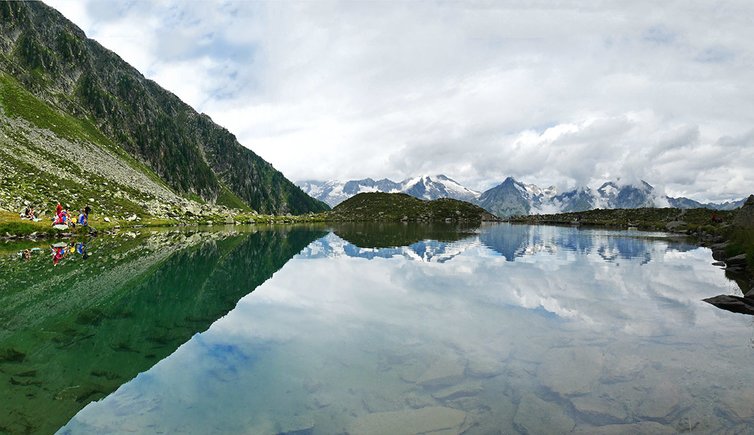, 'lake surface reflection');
7,223,753,434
